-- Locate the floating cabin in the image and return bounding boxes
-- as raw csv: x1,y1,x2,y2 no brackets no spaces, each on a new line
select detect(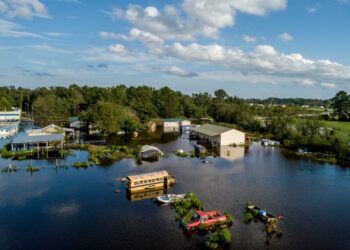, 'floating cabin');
126,170,176,193
10,124,73,156
162,118,192,133
191,123,246,146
